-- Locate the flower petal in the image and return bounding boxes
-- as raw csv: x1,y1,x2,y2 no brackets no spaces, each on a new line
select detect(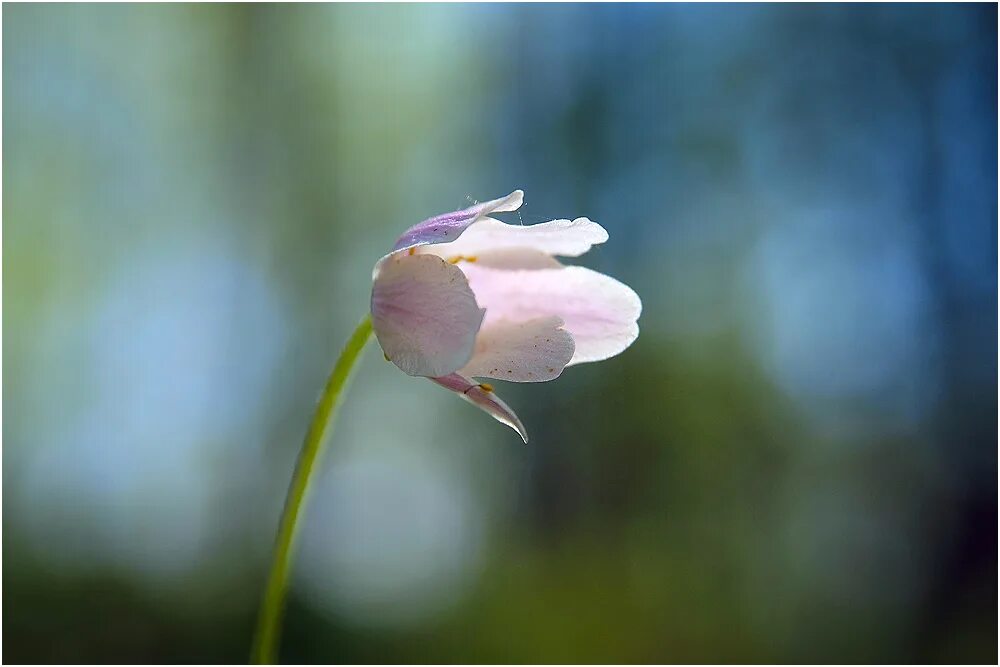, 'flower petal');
371,253,485,377
427,216,608,259
391,190,524,253
460,316,575,382
461,264,641,366
431,373,528,443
